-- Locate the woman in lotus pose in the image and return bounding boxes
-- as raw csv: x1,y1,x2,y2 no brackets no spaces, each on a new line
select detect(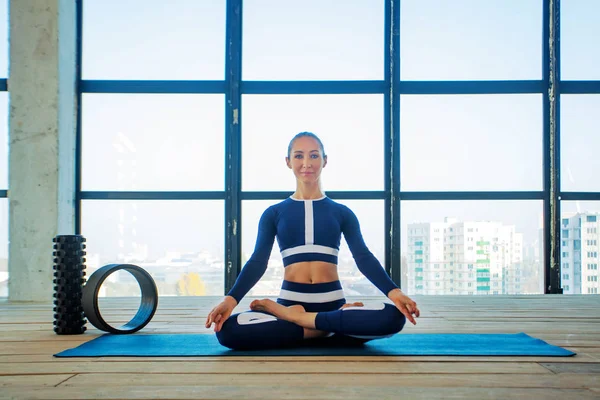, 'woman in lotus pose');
205,132,420,350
